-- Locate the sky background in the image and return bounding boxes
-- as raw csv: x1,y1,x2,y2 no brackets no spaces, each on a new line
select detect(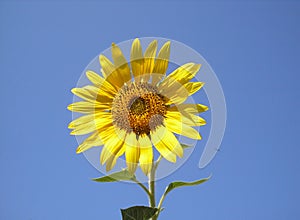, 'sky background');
1,0,299,219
